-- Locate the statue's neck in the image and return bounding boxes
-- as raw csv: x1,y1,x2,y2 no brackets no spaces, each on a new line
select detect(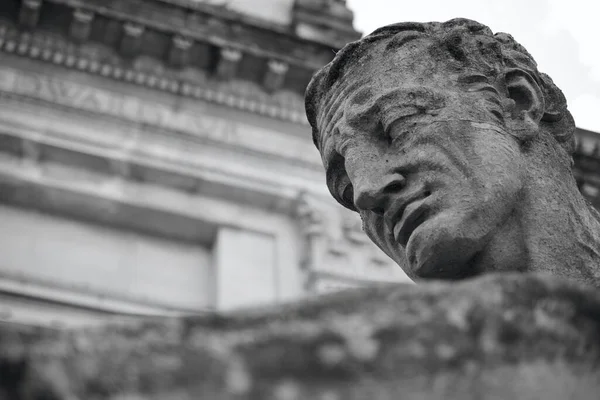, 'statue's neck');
518,165,600,287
